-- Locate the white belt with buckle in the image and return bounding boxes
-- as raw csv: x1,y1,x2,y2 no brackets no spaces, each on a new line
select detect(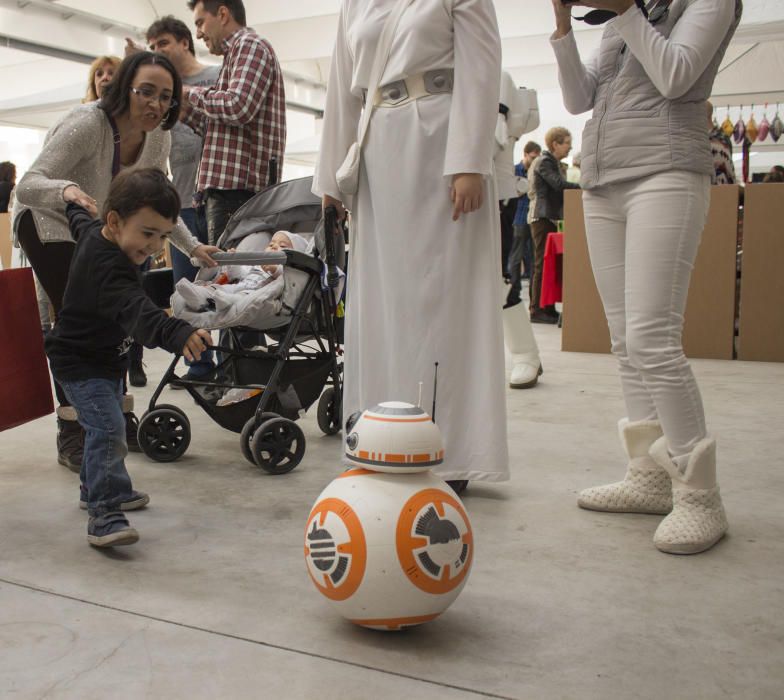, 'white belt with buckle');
368,68,454,108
